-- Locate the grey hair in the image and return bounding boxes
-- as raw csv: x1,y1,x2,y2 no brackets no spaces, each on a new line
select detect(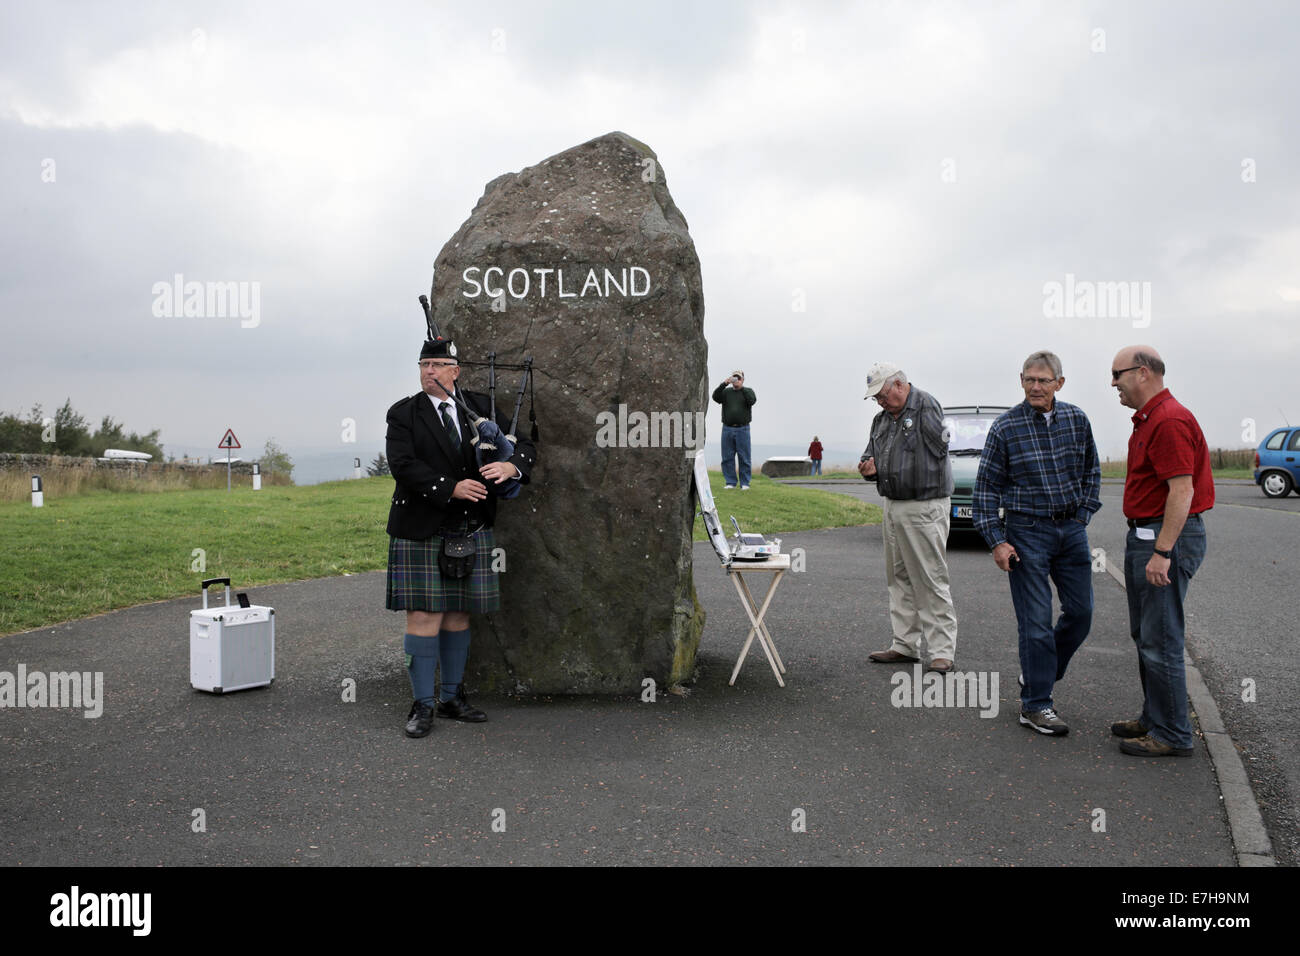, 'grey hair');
1133,350,1165,375
883,370,908,390
1022,350,1063,379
